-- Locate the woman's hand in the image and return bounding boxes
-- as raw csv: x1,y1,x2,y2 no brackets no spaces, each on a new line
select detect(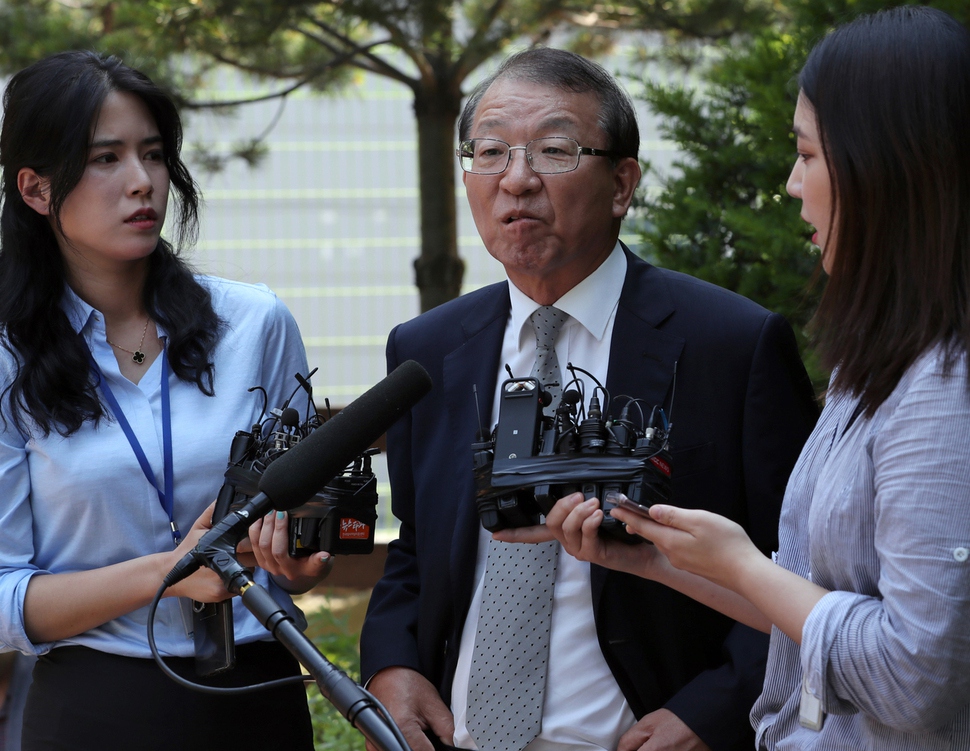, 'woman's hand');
241,511,333,594
612,503,830,642
495,497,787,634
611,504,763,591
24,501,235,644
162,501,236,603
